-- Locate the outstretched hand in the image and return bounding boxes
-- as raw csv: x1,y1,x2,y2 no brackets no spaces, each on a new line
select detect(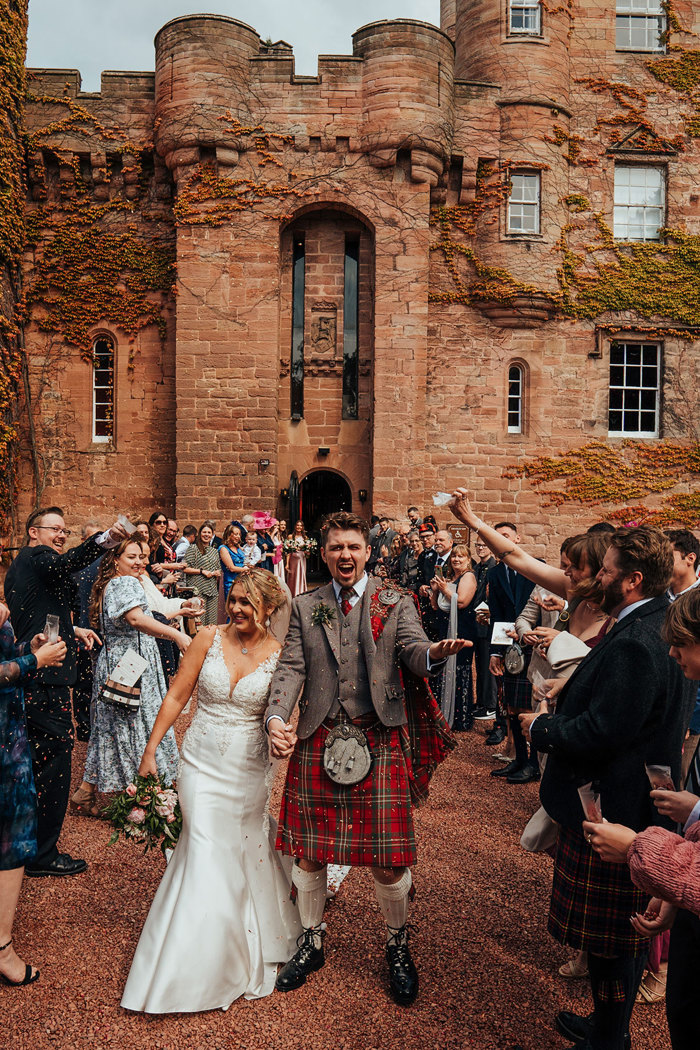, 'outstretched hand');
428,638,472,662
630,897,677,938
448,488,478,528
